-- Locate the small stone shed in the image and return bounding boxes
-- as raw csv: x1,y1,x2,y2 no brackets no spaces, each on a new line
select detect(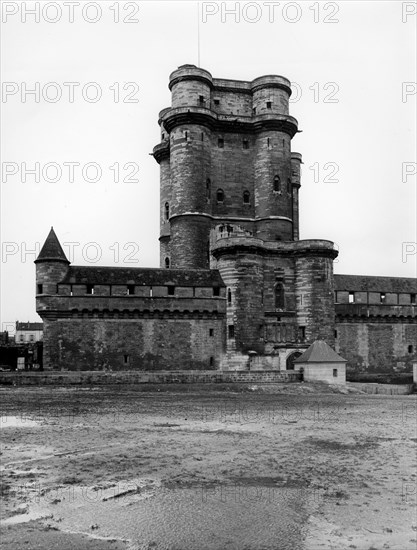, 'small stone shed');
293,340,347,384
